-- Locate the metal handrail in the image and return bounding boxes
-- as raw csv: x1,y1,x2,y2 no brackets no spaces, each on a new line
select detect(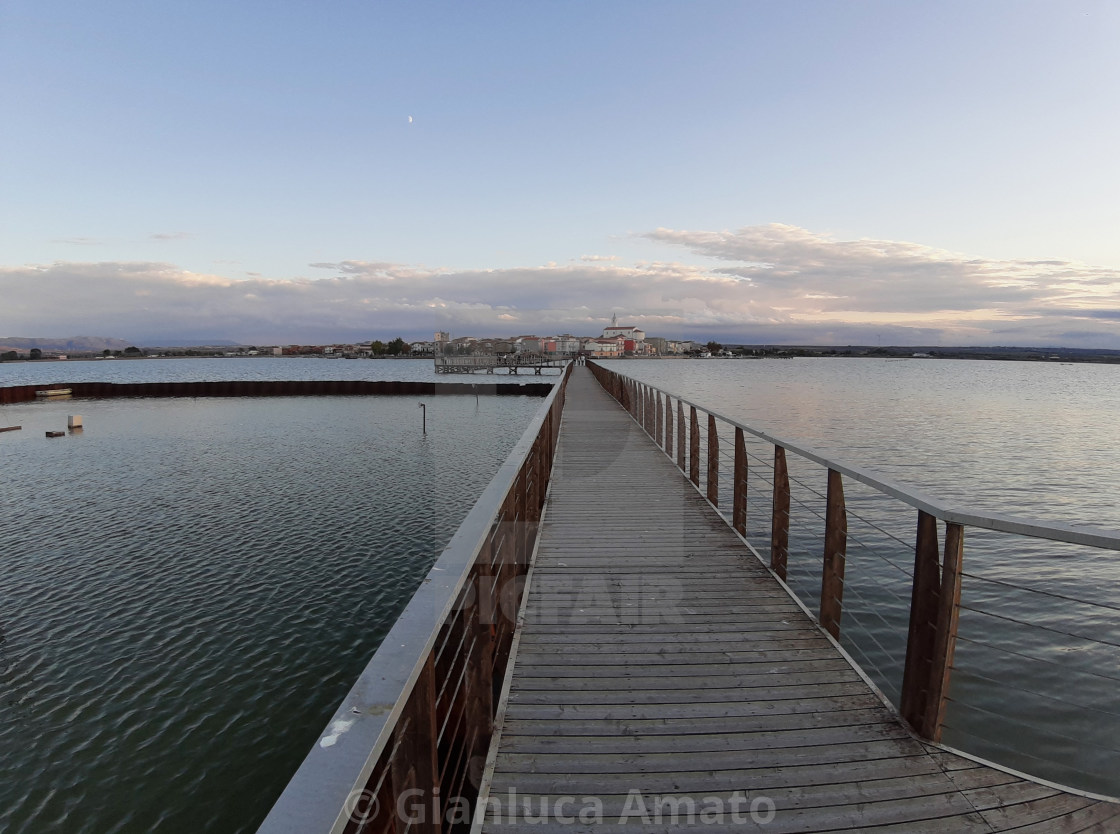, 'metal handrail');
604,370,1120,551
258,363,571,834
